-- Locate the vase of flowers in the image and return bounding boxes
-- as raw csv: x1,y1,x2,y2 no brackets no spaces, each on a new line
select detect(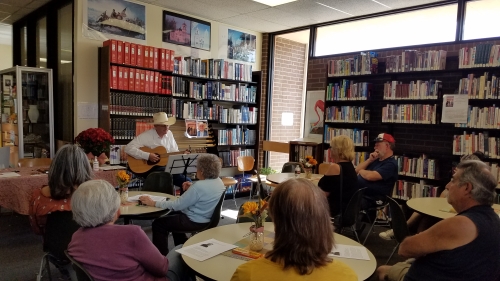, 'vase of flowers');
74,128,115,165
116,170,131,204
240,200,268,251
300,155,317,179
